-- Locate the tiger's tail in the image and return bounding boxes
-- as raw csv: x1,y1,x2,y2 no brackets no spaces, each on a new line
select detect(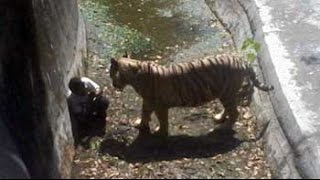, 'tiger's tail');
248,66,274,91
